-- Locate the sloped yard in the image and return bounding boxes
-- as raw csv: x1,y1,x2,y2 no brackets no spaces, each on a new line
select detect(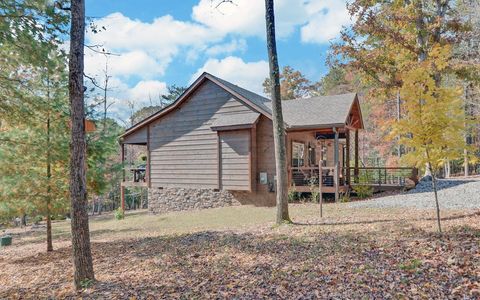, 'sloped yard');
0,202,479,299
